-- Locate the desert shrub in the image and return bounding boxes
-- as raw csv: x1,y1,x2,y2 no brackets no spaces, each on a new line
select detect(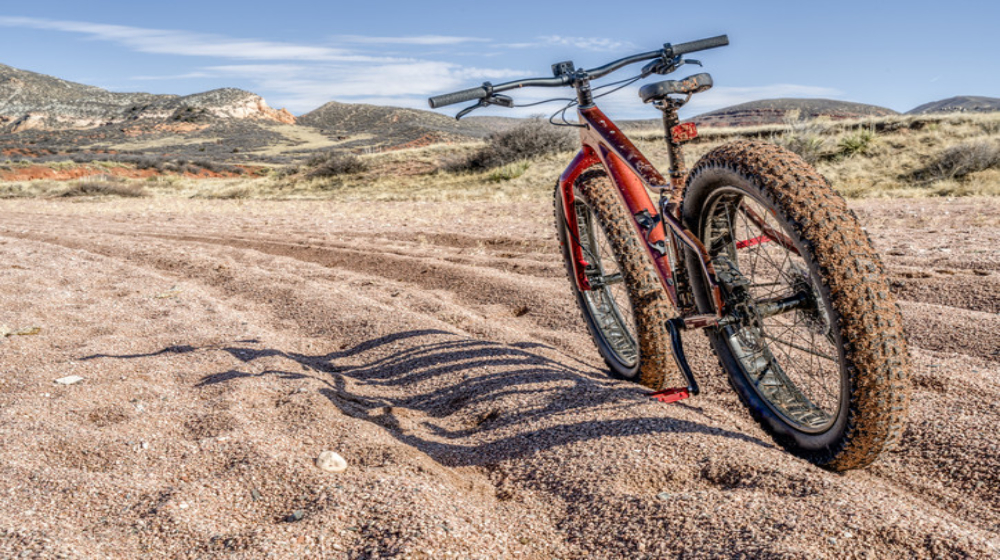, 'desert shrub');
272,165,300,179
838,127,877,157
58,179,147,198
771,114,830,164
201,185,254,199
775,134,827,164
0,182,55,198
306,152,369,178
457,119,575,171
487,161,530,183
978,118,1000,136
133,155,165,171
191,160,245,175
923,140,1000,180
